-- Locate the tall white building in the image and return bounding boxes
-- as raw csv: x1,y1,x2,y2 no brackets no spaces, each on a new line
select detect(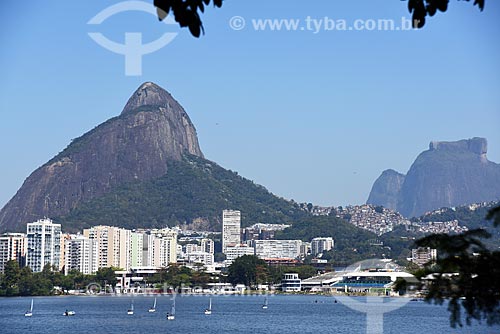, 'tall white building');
26,219,61,272
311,237,334,256
117,228,131,270
64,235,98,275
0,233,26,273
222,210,241,254
254,240,302,259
